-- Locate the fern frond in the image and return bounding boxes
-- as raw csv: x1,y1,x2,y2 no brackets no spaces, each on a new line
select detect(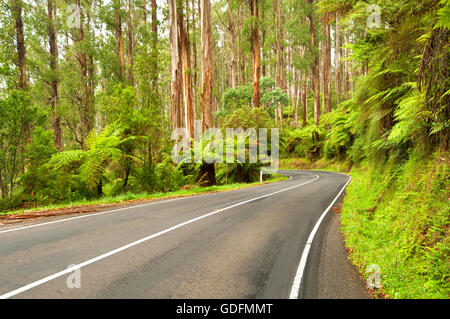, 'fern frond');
47,150,85,170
